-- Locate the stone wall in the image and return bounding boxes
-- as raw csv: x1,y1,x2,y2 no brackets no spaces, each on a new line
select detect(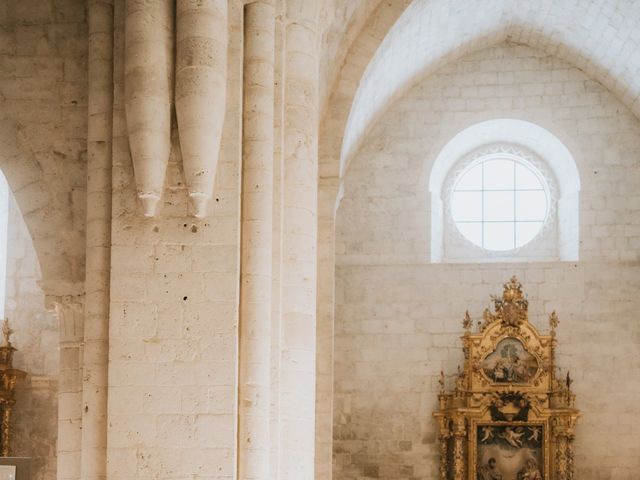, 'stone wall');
333,43,640,479
0,2,88,479
5,192,58,480
106,1,243,478
0,0,88,295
